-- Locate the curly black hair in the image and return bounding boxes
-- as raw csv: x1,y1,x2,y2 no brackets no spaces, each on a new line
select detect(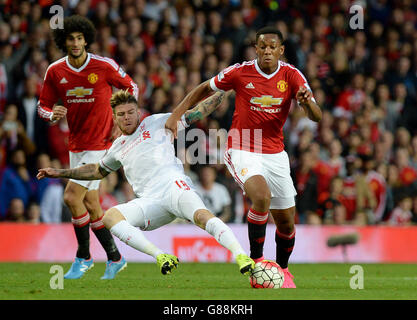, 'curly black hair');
52,15,96,53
